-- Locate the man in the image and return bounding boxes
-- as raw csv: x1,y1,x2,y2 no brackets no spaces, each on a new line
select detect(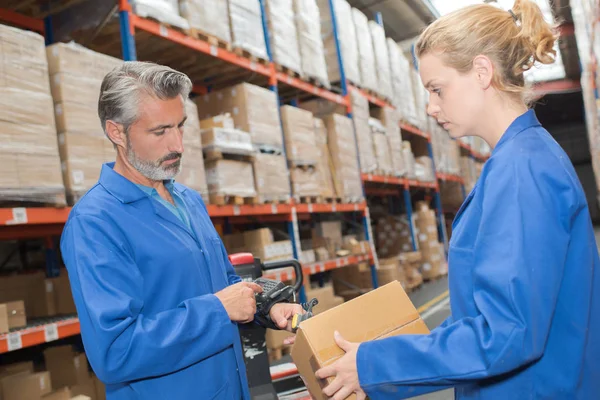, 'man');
60,61,302,400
